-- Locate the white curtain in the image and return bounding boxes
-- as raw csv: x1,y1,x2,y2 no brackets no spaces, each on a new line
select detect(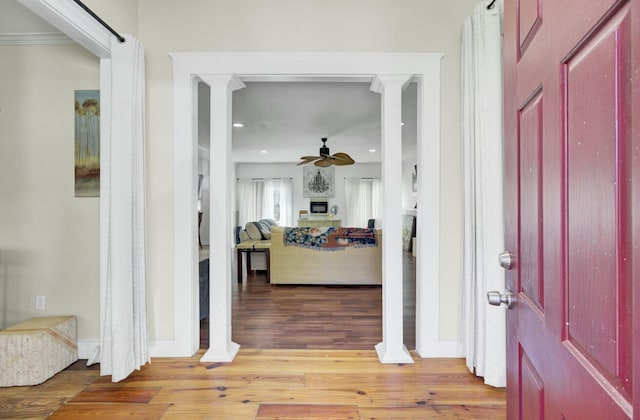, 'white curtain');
277,179,293,226
237,178,292,226
237,179,261,226
345,178,381,228
459,1,506,388
262,180,276,222
99,35,150,382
